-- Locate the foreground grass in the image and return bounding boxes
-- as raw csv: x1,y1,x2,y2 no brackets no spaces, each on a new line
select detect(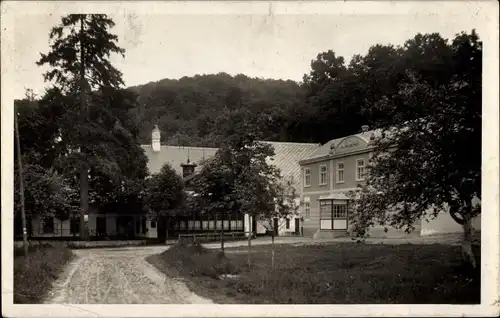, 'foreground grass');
14,243,75,303
146,242,480,304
